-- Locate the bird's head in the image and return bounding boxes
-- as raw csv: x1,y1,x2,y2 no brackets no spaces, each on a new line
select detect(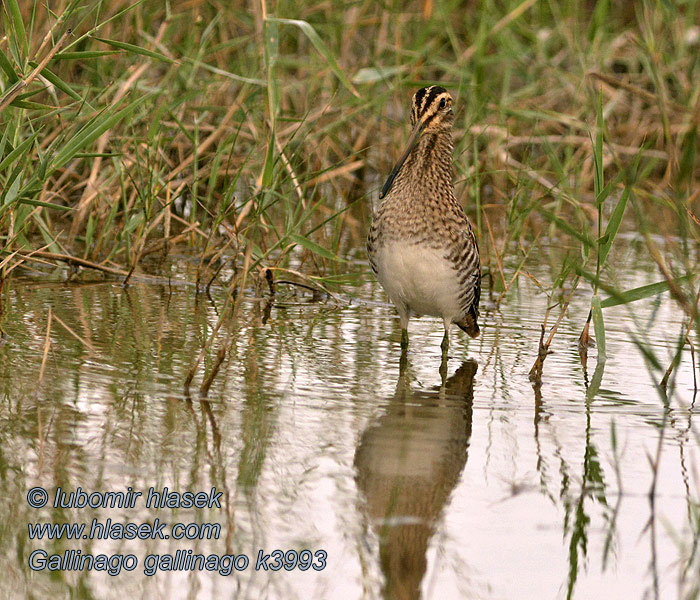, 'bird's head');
410,86,454,131
379,86,455,199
